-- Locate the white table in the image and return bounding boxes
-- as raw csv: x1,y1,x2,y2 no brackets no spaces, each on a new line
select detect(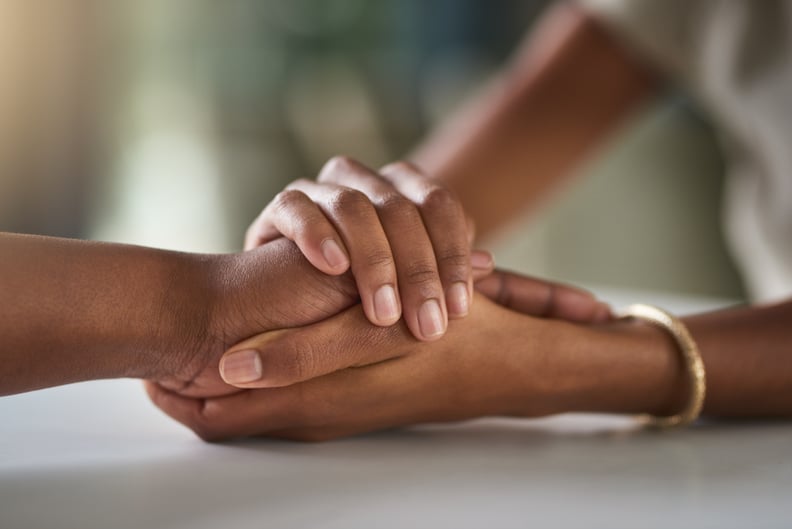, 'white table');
2,288,791,528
